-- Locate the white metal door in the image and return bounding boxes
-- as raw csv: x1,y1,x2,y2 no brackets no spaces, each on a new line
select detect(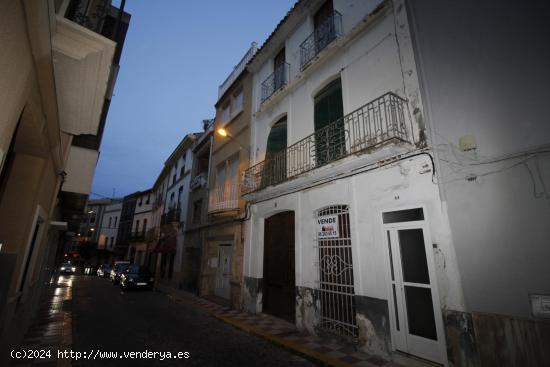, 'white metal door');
385,222,445,364
215,244,232,299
